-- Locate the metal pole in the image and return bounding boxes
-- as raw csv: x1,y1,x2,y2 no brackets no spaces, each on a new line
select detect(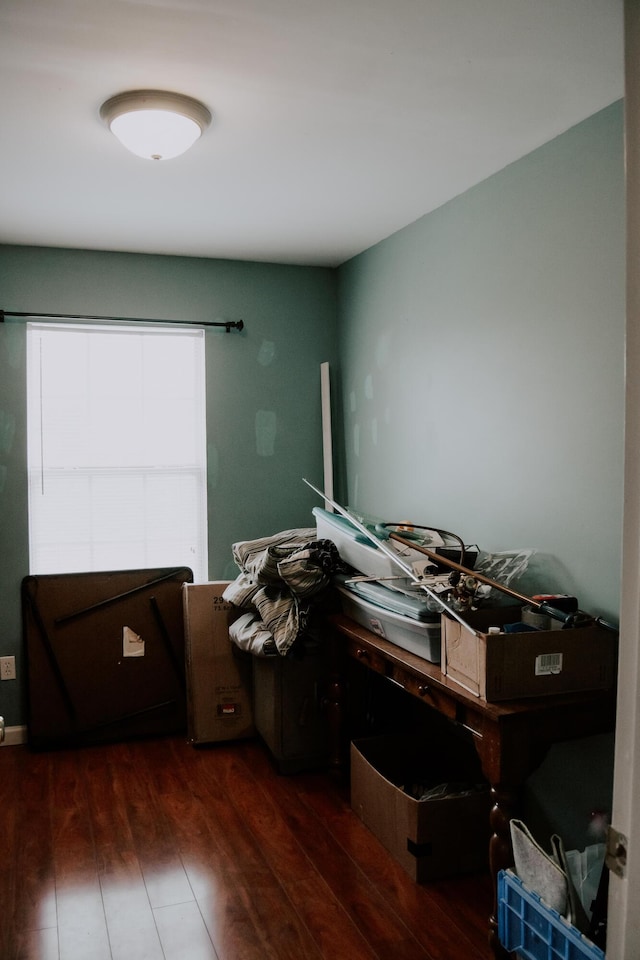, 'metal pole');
304,479,618,634
389,532,565,618
389,532,617,631
0,309,244,332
